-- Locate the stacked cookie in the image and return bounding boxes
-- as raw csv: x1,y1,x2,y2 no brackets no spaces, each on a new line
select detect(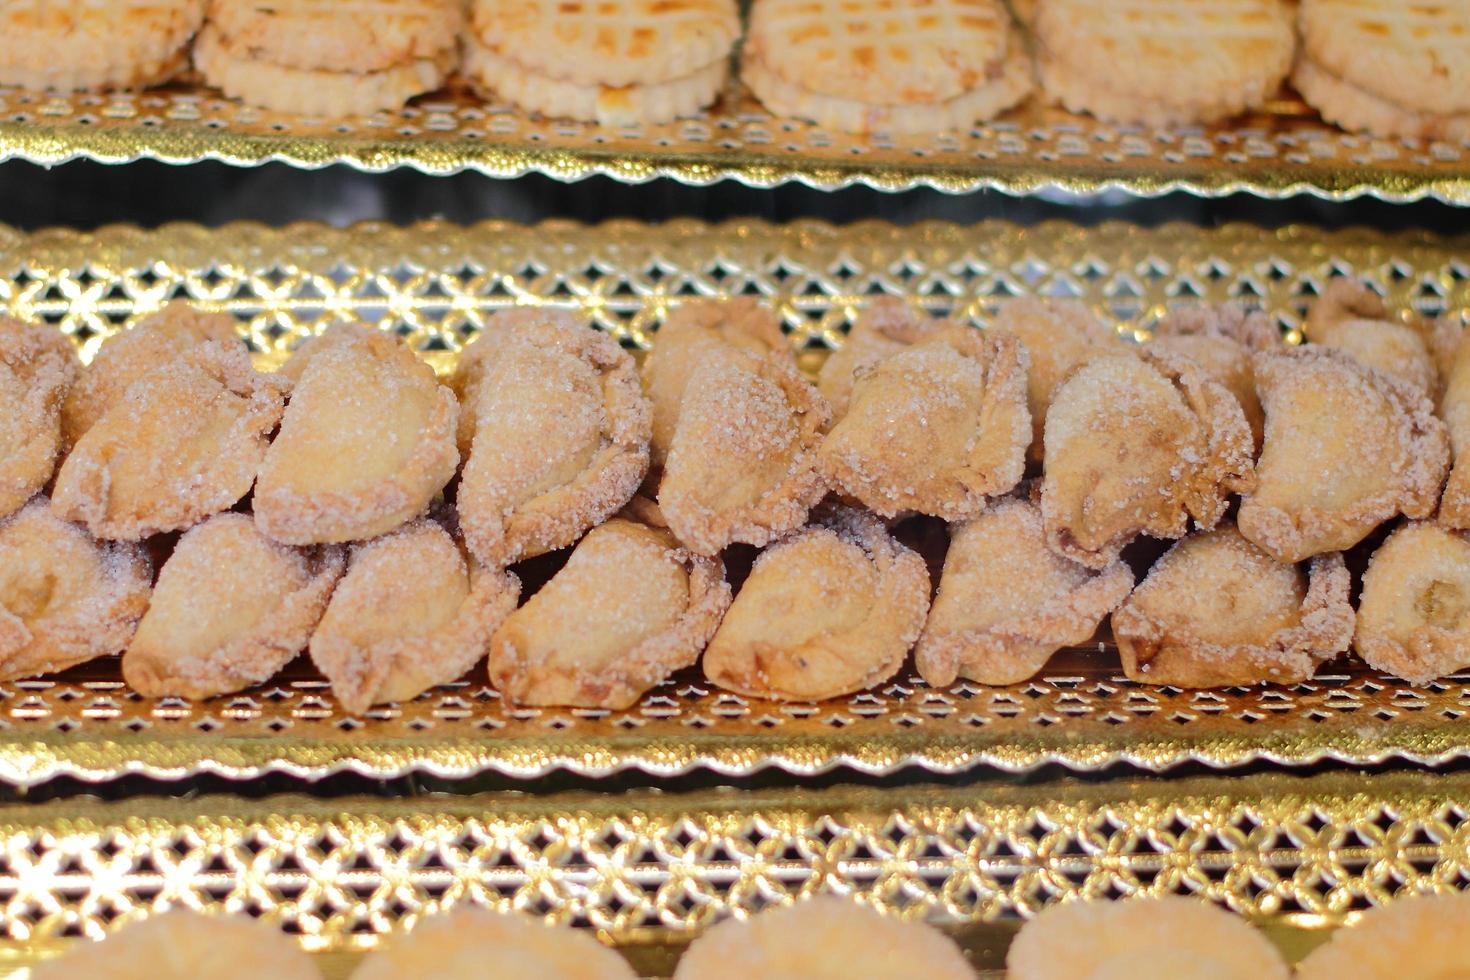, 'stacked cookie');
193,0,462,116
741,0,1031,134
463,0,740,126
0,0,204,91
1295,0,1470,139
1030,0,1295,126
